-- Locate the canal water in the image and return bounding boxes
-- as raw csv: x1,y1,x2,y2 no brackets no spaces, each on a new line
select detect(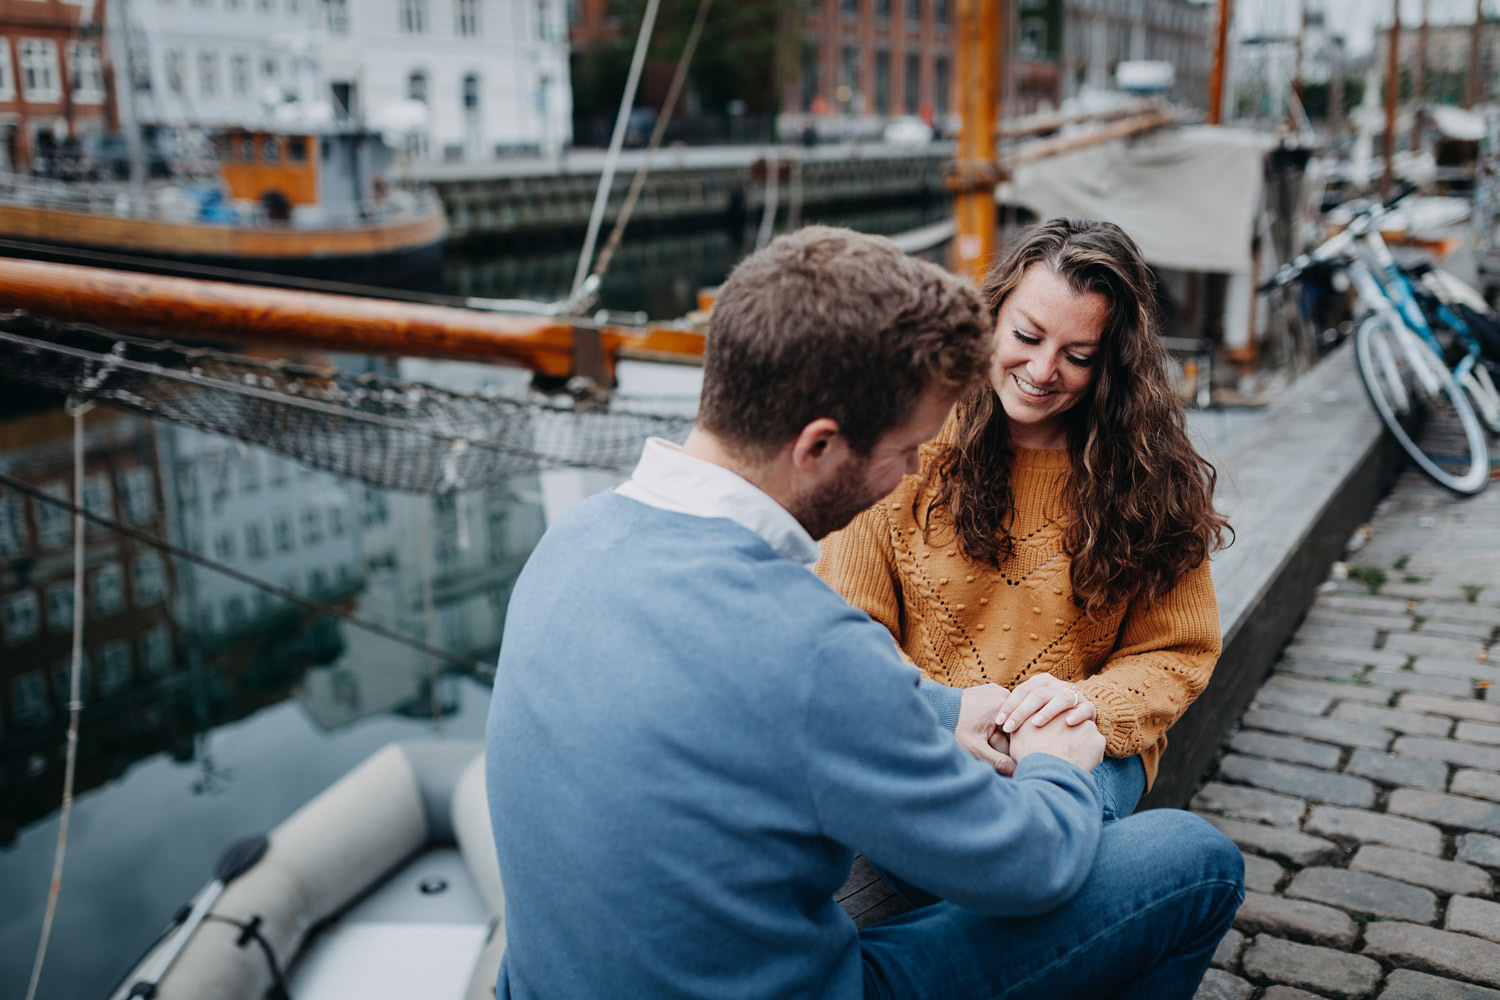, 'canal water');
0,202,945,999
